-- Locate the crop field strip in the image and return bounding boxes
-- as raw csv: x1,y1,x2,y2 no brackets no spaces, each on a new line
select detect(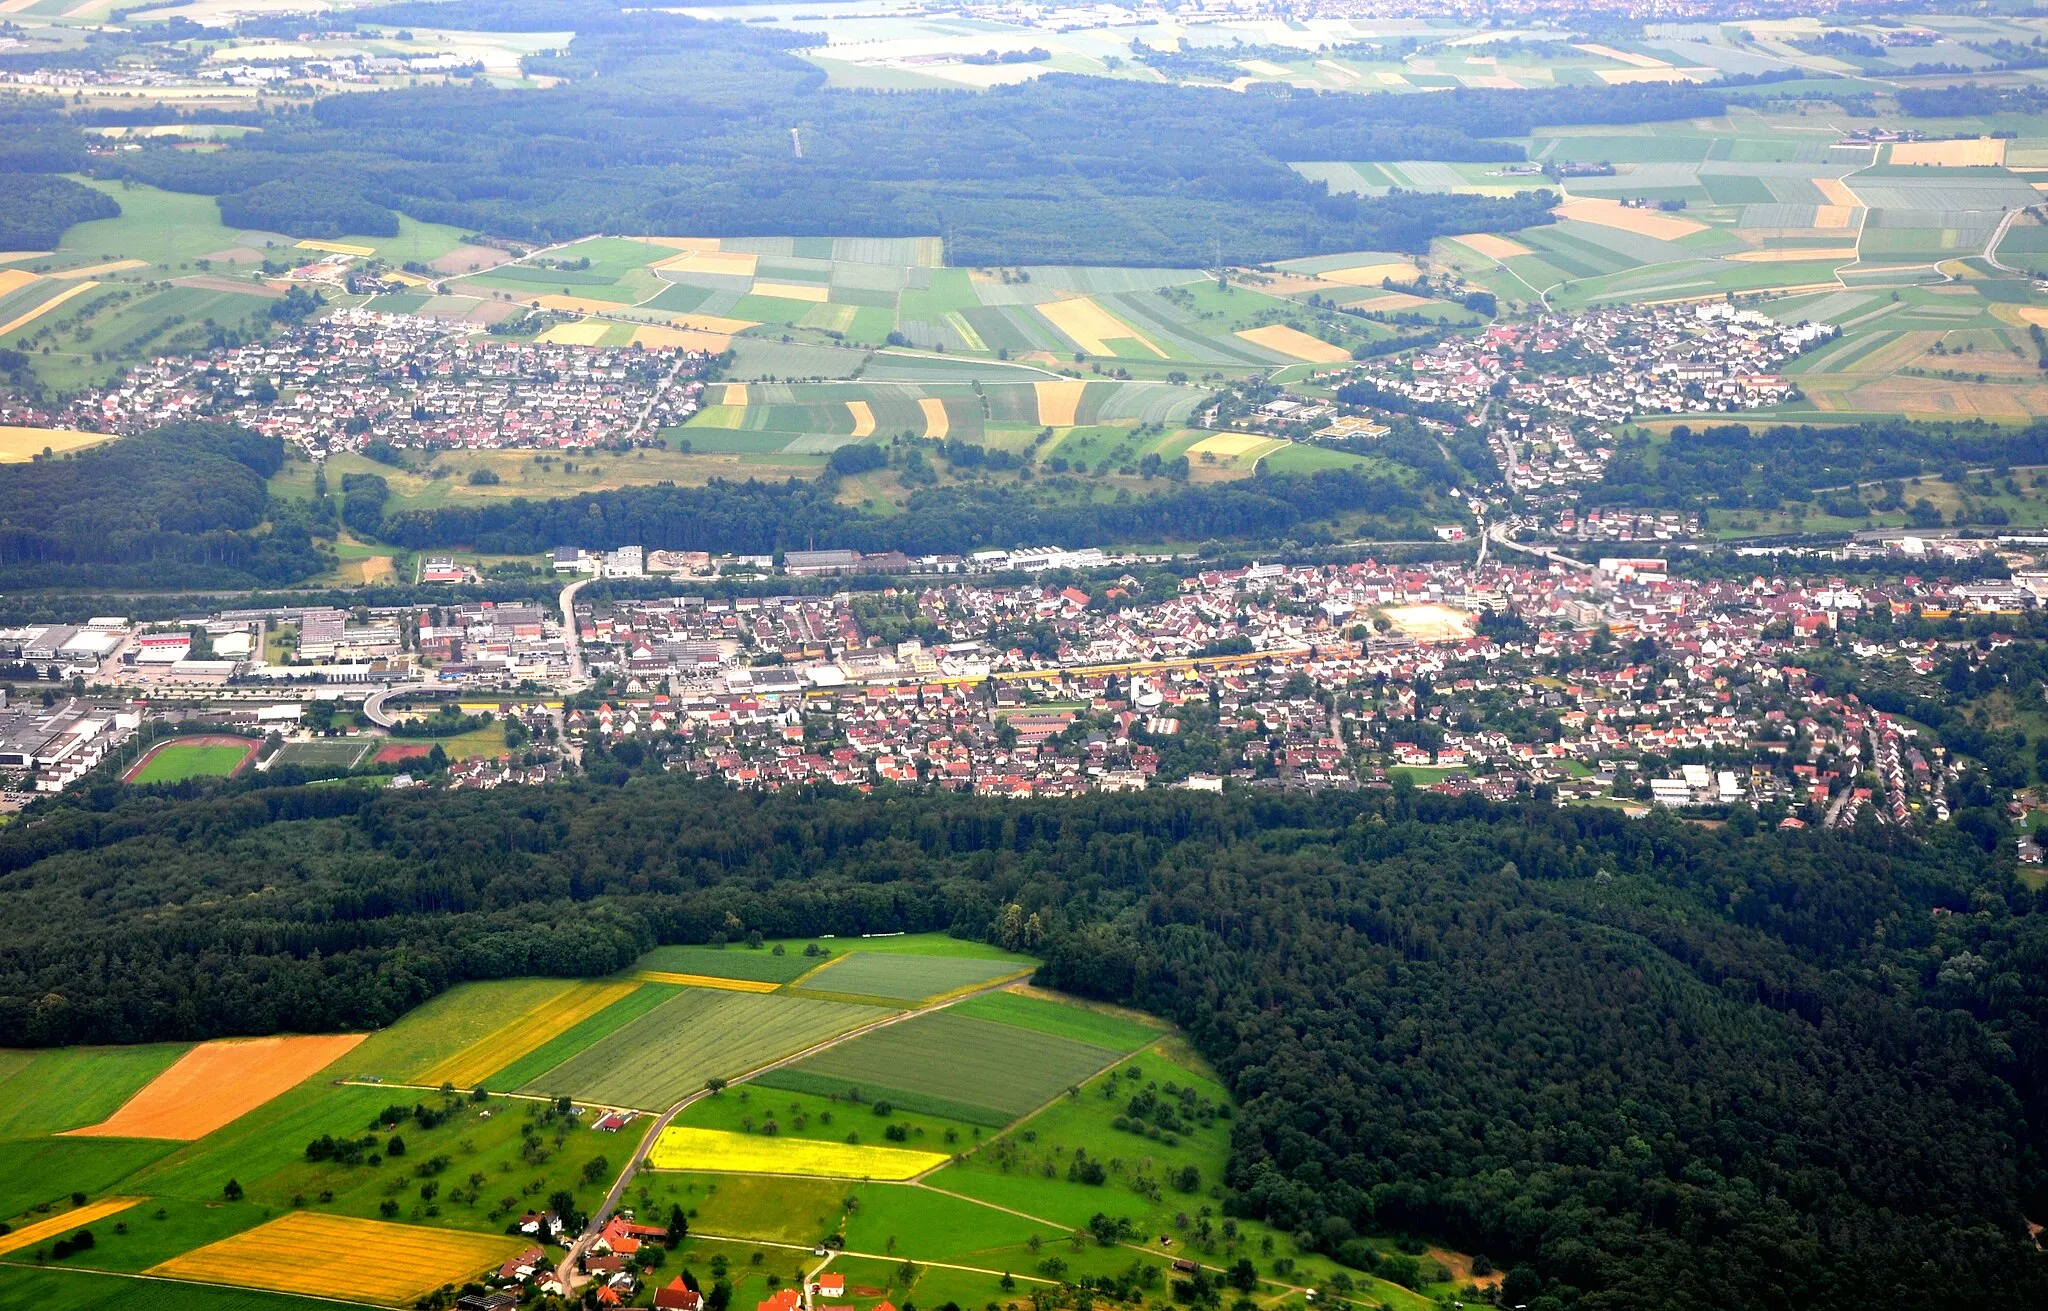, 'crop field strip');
795,952,1032,1003
147,1212,527,1305
416,979,640,1089
760,1010,1123,1123
5,1268,354,1311
0,1196,146,1254
517,988,884,1110
0,1043,193,1138
482,982,681,1092
66,1034,365,1142
647,1125,947,1179
947,989,1164,1051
